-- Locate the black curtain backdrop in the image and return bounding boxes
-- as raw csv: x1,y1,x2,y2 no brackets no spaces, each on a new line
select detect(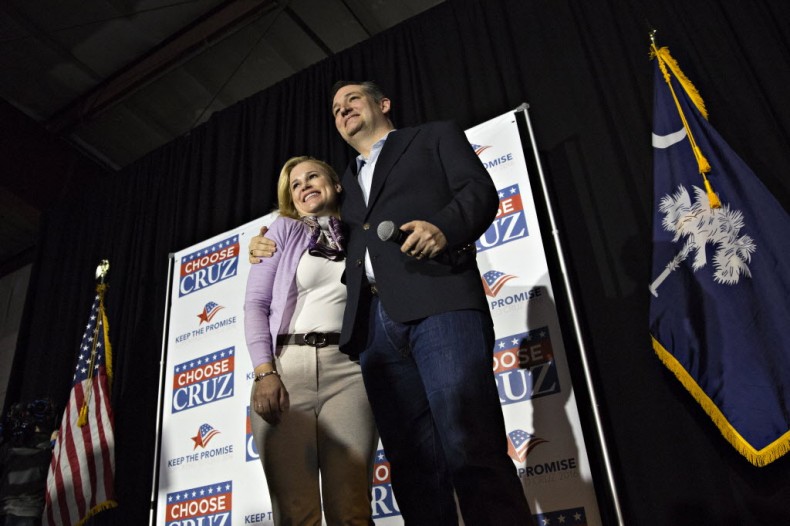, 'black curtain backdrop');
9,0,790,524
